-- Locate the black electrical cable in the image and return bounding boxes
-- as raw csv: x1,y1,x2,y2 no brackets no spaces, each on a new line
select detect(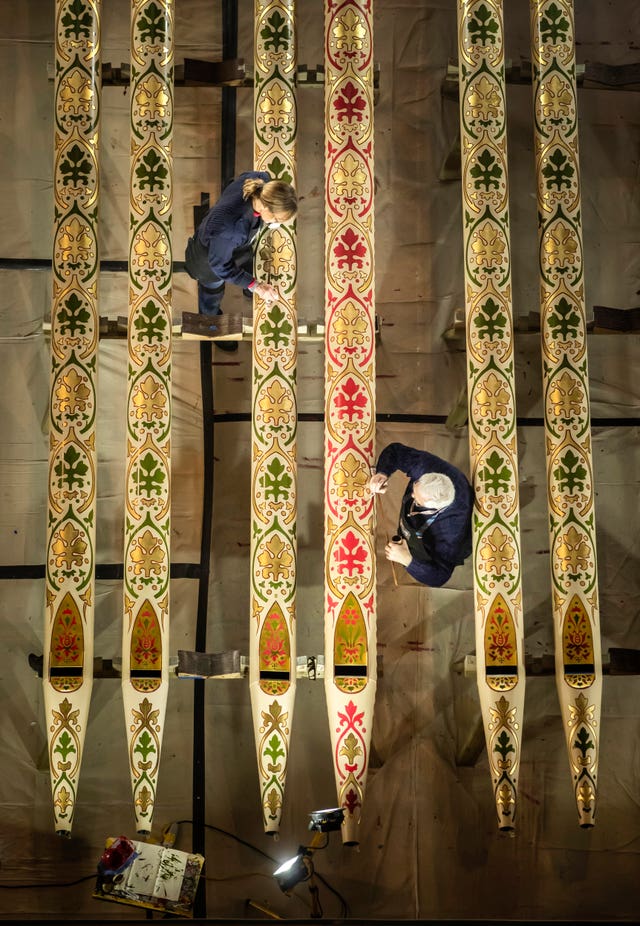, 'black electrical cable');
176,819,350,918
0,874,95,889
187,0,241,918
177,819,277,864
314,869,349,918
